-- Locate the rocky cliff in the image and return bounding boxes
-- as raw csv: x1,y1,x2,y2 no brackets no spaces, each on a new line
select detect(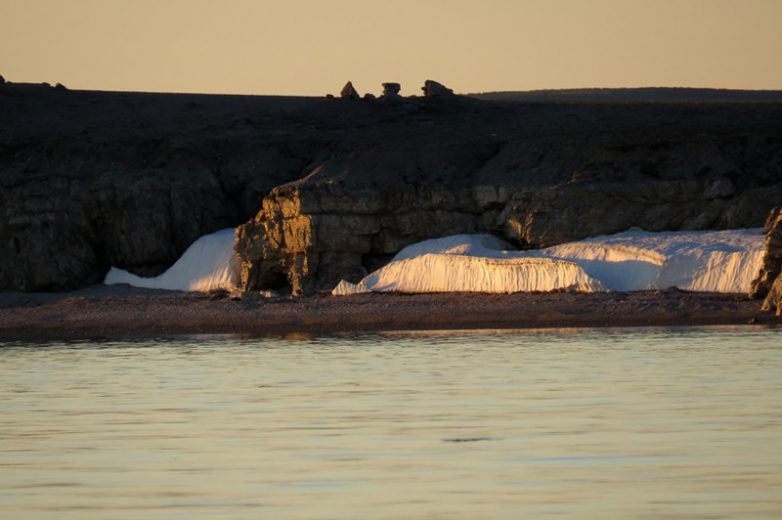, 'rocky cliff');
3,83,782,293
0,86,332,290
236,102,782,295
751,207,782,315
